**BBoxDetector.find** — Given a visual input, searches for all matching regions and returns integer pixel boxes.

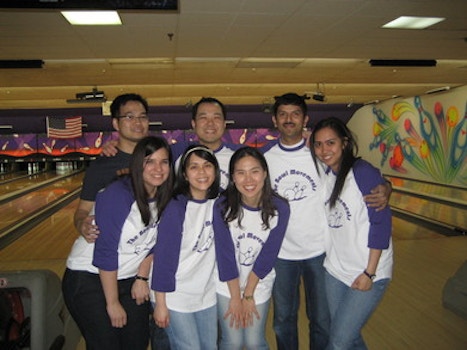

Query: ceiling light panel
[62,11,122,25]
[382,16,445,29]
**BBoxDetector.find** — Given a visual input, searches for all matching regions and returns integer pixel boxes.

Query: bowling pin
[239,129,247,144]
[95,132,103,148]
[43,143,52,154]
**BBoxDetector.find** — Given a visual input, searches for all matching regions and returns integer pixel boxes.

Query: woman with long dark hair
[214,146,290,349]
[64,136,174,349]
[310,117,393,350]
[152,145,220,350]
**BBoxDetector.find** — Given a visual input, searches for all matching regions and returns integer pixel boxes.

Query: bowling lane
[387,176,467,205]
[0,199,79,278]
[391,215,450,240]
[0,171,66,197]
[0,171,27,183]
[0,172,84,232]
[390,192,466,230]
[386,175,466,232]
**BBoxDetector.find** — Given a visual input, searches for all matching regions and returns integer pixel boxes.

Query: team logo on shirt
[235,231,265,266]
[239,246,257,266]
[192,220,214,253]
[273,169,317,202]
[326,198,351,228]
[128,221,158,254]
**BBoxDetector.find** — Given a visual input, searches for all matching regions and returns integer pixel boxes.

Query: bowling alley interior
[0,1,466,349]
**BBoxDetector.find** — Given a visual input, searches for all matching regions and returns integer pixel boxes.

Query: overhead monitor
[0,0,178,11]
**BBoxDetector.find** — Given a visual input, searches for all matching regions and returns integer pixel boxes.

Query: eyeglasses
[117,114,149,122]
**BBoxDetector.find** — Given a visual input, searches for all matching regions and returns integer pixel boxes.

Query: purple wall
[0,104,361,134]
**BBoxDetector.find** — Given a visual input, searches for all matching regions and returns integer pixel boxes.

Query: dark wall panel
[0,104,361,134]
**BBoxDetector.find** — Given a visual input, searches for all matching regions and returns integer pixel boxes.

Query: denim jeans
[325,271,390,350]
[217,294,270,350]
[165,304,217,350]
[272,254,330,350]
[62,268,149,350]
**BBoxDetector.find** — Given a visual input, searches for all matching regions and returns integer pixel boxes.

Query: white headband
[181,146,214,165]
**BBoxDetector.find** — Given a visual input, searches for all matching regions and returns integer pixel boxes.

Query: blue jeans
[217,294,270,350]
[272,254,330,350]
[62,268,149,350]
[165,305,217,350]
[325,272,390,350]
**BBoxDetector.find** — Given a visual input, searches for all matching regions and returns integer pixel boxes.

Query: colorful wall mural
[348,85,466,188]
[0,128,281,160]
[0,132,114,159]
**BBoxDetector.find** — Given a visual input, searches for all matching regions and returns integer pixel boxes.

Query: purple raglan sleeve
[252,197,290,279]
[353,160,392,249]
[151,196,186,292]
[93,180,133,271]
[259,140,278,155]
[213,197,239,282]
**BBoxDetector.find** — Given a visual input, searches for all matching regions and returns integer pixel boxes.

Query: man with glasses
[73,93,150,243]
[104,96,238,190]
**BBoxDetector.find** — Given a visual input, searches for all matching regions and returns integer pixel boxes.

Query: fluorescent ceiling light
[175,57,239,63]
[109,58,174,69]
[237,58,303,68]
[62,11,122,25]
[382,16,445,29]
[108,58,174,64]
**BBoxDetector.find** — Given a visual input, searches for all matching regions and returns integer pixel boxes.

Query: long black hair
[175,144,220,199]
[130,136,174,225]
[222,146,283,229]
[310,117,359,208]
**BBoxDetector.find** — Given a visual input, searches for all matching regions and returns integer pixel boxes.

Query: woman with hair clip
[80,136,173,349]
[310,117,393,350]
[151,145,220,350]
[214,146,290,350]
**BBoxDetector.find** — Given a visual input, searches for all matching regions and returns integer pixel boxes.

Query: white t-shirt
[263,139,327,260]
[152,195,217,312]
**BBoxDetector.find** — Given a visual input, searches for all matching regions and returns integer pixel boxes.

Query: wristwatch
[363,270,376,280]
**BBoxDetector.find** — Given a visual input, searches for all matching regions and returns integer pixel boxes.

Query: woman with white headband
[151,145,221,350]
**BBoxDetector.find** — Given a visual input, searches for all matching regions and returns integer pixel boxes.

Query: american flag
[46,116,82,139]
